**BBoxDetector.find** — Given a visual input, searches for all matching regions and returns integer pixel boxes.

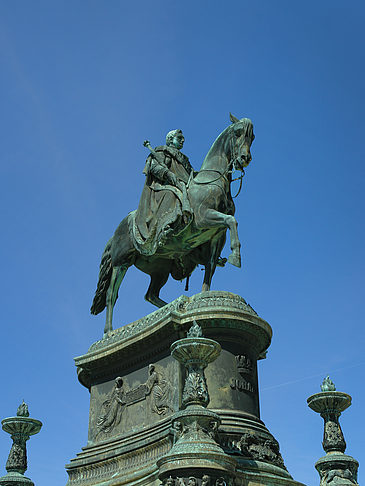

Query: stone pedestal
[66,291,305,486]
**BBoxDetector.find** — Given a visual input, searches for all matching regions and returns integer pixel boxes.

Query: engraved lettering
[230,377,254,393]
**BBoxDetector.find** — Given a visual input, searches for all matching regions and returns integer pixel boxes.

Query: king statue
[132,129,194,256]
[91,114,255,334]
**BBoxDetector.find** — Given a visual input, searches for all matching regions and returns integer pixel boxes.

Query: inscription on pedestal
[230,378,254,393]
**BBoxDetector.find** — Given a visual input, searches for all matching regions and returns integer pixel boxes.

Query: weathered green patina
[157,323,235,484]
[0,403,42,486]
[68,118,309,486]
[68,291,305,486]
[91,115,255,334]
[308,378,359,485]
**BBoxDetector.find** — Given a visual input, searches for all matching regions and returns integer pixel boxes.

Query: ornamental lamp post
[307,377,359,485]
[0,402,42,486]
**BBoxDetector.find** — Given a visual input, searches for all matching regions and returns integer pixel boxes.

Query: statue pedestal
[66,291,305,486]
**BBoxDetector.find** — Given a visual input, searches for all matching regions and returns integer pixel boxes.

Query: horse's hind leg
[145,271,169,308]
[202,235,225,291]
[202,259,214,292]
[105,265,128,335]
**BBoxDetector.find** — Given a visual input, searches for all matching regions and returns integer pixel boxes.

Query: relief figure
[146,364,173,415]
[96,377,126,435]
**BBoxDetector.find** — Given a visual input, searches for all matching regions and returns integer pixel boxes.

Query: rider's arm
[149,157,178,186]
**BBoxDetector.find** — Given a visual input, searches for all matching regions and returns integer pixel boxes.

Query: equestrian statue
[91,114,255,334]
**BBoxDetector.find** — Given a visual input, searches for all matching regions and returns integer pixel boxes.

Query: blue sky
[0,1,364,485]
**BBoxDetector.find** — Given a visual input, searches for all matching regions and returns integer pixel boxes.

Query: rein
[192,166,244,198]
[193,157,245,198]
[231,170,244,198]
[193,167,231,184]
[192,126,246,198]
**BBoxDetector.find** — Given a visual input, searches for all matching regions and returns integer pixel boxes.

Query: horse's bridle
[194,166,245,197]
[192,128,247,198]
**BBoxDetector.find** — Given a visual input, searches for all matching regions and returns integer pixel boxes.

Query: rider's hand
[166,172,178,186]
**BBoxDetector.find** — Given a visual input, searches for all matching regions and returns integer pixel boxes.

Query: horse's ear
[230,113,240,123]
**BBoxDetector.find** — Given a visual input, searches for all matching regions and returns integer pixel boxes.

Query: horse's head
[229,113,255,171]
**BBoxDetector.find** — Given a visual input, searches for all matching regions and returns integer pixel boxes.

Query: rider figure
[132,129,194,256]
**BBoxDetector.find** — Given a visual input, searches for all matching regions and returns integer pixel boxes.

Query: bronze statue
[91,114,254,334]
[134,129,194,256]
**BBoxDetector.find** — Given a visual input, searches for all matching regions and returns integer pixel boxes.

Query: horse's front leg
[145,271,169,308]
[203,209,241,268]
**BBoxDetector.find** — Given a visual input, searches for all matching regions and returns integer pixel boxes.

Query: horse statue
[91,114,255,334]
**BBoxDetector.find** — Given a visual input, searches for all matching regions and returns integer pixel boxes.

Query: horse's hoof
[228,253,241,268]
[145,294,168,308]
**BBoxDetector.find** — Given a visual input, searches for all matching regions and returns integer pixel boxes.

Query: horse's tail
[90,238,113,315]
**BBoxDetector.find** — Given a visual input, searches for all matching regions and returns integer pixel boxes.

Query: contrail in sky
[260,361,363,392]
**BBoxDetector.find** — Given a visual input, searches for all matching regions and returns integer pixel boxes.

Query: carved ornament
[88,292,259,354]
[162,474,230,486]
[97,364,173,436]
[235,354,253,374]
[320,467,357,485]
[238,431,286,470]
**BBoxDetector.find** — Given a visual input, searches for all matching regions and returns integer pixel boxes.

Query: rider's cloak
[130,145,193,256]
